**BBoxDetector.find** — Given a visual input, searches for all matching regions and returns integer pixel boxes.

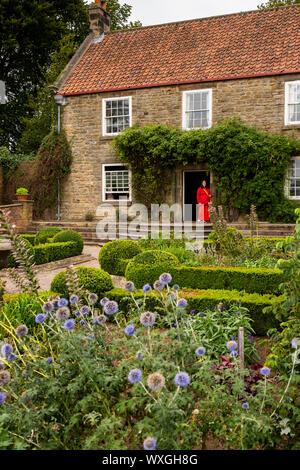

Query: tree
[258,0,300,9]
[105,0,142,30]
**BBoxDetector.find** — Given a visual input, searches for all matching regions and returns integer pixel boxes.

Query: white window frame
[102,163,132,202]
[182,89,213,130]
[102,96,132,136]
[285,156,300,200]
[284,81,300,126]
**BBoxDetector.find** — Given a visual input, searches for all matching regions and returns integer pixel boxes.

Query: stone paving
[0,245,126,295]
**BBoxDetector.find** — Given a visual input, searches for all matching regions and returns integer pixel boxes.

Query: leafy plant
[16,188,28,195]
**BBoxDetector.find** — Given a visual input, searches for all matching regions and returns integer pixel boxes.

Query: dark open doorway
[183,171,210,221]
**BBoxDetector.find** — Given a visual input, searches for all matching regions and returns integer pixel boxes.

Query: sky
[127,0,262,26]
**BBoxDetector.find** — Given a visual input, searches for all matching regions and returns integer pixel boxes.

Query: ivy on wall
[113,118,299,223]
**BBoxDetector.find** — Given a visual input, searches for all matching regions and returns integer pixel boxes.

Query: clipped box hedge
[34,241,80,265]
[105,287,282,335]
[99,240,142,276]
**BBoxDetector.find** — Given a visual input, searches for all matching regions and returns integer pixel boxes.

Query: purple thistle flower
[236,311,241,315]
[196,347,206,357]
[125,281,135,292]
[172,284,180,291]
[226,341,238,352]
[88,293,98,304]
[93,315,107,325]
[104,301,118,316]
[260,366,271,377]
[0,393,6,405]
[128,369,142,384]
[42,302,54,313]
[87,334,95,340]
[7,353,17,363]
[291,338,298,349]
[35,313,46,324]
[58,298,68,307]
[140,311,156,327]
[153,280,164,291]
[74,311,81,317]
[100,297,109,306]
[56,307,70,321]
[242,402,249,409]
[136,352,143,360]
[177,298,187,308]
[230,351,238,358]
[143,437,157,451]
[15,325,28,337]
[124,325,135,336]
[174,372,190,387]
[1,344,13,357]
[70,294,79,305]
[142,284,152,294]
[46,357,53,364]
[159,273,172,285]
[80,305,91,315]
[63,319,76,331]
[200,313,206,317]
[79,320,86,327]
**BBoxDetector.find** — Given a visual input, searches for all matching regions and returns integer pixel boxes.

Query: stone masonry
[60,73,300,220]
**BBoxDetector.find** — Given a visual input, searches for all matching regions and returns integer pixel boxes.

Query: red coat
[197,187,212,205]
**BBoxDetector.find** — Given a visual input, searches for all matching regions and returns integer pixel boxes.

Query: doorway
[183,171,210,221]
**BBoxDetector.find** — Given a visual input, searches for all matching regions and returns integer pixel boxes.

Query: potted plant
[16,187,29,201]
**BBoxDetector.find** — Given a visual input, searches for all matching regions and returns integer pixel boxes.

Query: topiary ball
[99,240,142,276]
[125,250,180,289]
[50,267,113,299]
[35,227,63,245]
[52,230,84,255]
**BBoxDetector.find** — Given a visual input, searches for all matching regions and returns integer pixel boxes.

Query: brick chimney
[89,0,111,38]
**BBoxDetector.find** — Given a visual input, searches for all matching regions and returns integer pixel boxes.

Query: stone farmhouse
[55,0,300,222]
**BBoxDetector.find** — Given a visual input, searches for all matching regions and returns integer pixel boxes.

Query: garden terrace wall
[0,201,33,233]
[106,287,282,336]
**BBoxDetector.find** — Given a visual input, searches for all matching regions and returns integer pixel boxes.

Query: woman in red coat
[197,180,213,222]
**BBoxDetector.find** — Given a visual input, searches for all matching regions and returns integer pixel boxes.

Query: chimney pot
[89,1,110,37]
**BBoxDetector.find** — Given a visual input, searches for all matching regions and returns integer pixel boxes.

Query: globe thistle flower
[94,315,107,325]
[79,320,86,327]
[42,302,54,313]
[174,372,190,387]
[7,354,17,363]
[172,284,180,291]
[104,301,118,316]
[140,311,156,327]
[236,311,241,315]
[58,298,68,307]
[260,366,271,377]
[15,324,28,338]
[176,298,187,308]
[124,325,135,336]
[142,284,152,294]
[74,311,81,317]
[100,297,109,306]
[128,369,142,384]
[168,292,176,301]
[291,338,298,349]
[136,352,143,360]
[143,437,157,450]
[56,307,70,321]
[63,319,76,331]
[0,393,6,405]
[70,294,79,305]
[159,273,172,285]
[35,313,46,324]
[196,347,206,357]
[87,334,95,340]
[125,281,135,292]
[46,357,53,364]
[0,370,11,386]
[200,313,206,317]
[230,351,238,358]
[52,299,59,310]
[147,373,165,391]
[80,305,91,315]
[153,280,164,291]
[226,340,238,352]
[1,344,13,357]
[88,293,98,304]
[242,402,249,409]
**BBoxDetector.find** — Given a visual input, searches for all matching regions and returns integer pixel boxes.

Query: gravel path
[0,245,126,295]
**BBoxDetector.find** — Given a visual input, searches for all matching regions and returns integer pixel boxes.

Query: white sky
[127,0,261,26]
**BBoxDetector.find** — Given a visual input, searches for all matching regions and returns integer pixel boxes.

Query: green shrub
[125,250,180,288]
[50,267,113,299]
[52,230,84,255]
[34,241,79,265]
[35,227,63,245]
[7,237,35,268]
[168,265,284,295]
[20,234,36,246]
[99,240,142,276]
[138,232,186,250]
[106,287,282,335]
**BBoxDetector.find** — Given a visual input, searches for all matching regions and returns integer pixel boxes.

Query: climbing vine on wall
[112,118,299,222]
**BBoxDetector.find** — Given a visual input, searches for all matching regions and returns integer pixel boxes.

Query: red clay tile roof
[58,5,300,96]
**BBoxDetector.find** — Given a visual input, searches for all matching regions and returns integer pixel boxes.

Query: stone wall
[0,201,34,233]
[61,73,300,220]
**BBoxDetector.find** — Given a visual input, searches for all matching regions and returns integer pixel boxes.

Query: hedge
[167,266,284,295]
[52,230,83,255]
[125,250,180,288]
[35,227,63,245]
[99,240,142,276]
[20,234,36,246]
[105,287,283,335]
[50,267,114,299]
[34,241,80,265]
